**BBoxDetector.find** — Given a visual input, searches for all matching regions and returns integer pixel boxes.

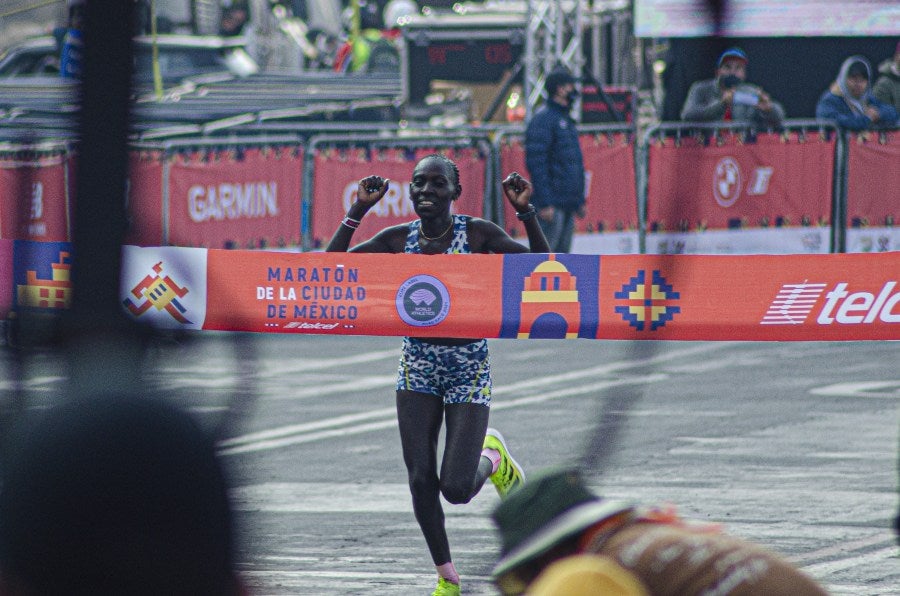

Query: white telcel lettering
[817,282,899,324]
[874,284,900,323]
[816,283,847,324]
[835,292,873,324]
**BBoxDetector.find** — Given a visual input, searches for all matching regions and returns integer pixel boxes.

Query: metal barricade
[492,122,639,254]
[0,138,73,242]
[842,127,900,253]
[638,119,842,254]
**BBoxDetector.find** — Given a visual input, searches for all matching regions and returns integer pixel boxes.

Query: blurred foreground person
[0,394,245,596]
[491,468,829,596]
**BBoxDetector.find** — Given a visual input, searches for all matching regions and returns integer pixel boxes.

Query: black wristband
[516,205,537,221]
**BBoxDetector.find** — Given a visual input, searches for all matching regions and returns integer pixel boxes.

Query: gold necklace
[419,219,453,241]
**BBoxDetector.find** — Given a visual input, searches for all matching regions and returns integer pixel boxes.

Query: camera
[732,89,760,107]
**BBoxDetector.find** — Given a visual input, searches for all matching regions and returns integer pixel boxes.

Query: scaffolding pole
[524,0,586,122]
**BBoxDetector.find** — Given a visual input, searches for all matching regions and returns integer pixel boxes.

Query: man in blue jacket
[816,55,899,131]
[525,66,585,253]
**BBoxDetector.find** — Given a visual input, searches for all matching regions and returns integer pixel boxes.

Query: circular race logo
[396,275,451,327]
[713,157,742,208]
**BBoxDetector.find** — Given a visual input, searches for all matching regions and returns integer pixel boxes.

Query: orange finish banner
[204,251,505,338]
[198,250,900,341]
[4,243,898,341]
[597,254,898,341]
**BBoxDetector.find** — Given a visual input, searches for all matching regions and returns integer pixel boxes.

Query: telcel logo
[817,282,899,324]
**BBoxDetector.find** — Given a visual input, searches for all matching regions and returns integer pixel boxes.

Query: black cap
[545,67,576,96]
[491,467,633,579]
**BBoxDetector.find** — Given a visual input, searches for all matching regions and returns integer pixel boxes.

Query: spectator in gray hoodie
[816,55,899,131]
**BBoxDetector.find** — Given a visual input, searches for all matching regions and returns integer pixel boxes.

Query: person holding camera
[681,48,785,127]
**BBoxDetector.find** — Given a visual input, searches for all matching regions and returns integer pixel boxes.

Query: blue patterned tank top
[404,214,471,254]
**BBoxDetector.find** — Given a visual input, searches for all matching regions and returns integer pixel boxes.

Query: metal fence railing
[1,121,897,254]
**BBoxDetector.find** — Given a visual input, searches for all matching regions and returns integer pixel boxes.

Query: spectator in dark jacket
[681,47,785,127]
[525,66,585,253]
[873,41,900,115]
[816,55,899,131]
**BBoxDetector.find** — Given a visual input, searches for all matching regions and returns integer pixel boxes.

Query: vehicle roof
[1,34,248,57]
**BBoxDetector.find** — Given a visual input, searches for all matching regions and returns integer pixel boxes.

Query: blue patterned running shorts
[396,337,492,406]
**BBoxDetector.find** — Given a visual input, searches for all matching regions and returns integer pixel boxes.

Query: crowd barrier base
[845,228,900,254]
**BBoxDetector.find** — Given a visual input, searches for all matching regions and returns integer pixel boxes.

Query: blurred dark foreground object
[0,394,243,596]
[491,468,829,596]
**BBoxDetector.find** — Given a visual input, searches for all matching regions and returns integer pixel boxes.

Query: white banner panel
[645,227,831,254]
[120,245,208,330]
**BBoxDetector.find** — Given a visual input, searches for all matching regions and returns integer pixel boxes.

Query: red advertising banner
[124,150,164,246]
[309,146,486,249]
[0,153,69,241]
[846,131,900,226]
[499,134,638,240]
[0,239,11,318]
[647,132,834,230]
[497,139,527,237]
[167,146,303,249]
[203,250,505,337]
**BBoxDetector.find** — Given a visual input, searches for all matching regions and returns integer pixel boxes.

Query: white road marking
[790,533,896,564]
[220,375,669,456]
[219,343,725,456]
[219,419,400,456]
[0,375,67,390]
[219,408,395,448]
[257,349,400,375]
[799,547,898,575]
[810,381,900,399]
[240,570,492,581]
[231,482,496,514]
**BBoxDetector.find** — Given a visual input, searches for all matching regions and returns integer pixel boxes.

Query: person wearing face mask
[816,55,899,131]
[681,47,785,127]
[524,66,586,253]
[326,156,549,596]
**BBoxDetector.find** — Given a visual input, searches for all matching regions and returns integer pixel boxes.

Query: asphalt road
[2,334,898,594]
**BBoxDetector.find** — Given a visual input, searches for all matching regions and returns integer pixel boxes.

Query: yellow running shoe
[483,428,525,499]
[432,577,460,596]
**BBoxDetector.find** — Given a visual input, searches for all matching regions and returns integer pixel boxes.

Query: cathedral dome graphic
[517,255,580,339]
